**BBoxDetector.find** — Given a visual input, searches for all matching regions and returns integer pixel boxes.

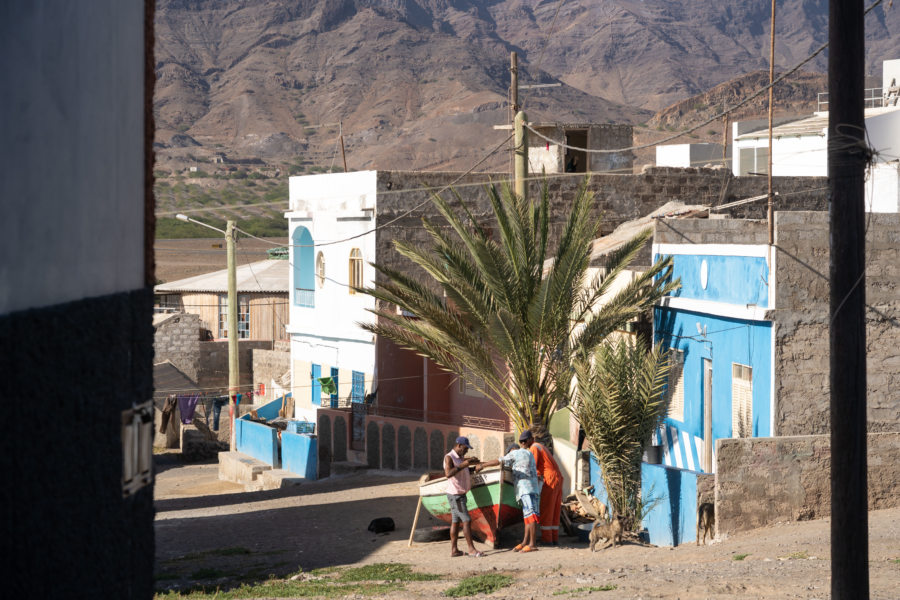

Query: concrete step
[347,449,367,464]
[256,469,305,491]
[331,461,369,475]
[218,451,272,485]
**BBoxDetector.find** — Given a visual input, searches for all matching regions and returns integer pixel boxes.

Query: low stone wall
[715,433,900,536]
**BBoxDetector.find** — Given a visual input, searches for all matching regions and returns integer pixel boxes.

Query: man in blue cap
[444,436,484,557]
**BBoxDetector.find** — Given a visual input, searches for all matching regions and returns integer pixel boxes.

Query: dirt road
[154,455,900,598]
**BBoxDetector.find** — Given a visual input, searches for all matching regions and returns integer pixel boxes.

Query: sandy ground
[154,238,287,283]
[154,454,900,599]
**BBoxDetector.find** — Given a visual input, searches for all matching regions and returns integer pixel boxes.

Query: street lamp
[176,214,239,451]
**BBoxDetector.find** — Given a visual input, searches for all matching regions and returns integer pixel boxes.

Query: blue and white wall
[286,171,377,421]
[653,243,775,473]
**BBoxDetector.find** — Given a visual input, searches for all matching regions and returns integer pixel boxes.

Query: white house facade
[286,171,378,421]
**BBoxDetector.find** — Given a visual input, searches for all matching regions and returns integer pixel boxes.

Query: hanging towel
[178,394,200,425]
[318,376,337,396]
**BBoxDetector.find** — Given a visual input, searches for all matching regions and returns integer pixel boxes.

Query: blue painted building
[653,242,775,473]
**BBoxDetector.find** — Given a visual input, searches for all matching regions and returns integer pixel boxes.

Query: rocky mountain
[153,0,899,173]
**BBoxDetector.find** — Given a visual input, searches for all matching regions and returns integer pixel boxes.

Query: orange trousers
[538,481,563,543]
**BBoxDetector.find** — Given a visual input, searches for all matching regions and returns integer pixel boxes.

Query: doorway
[702,358,713,472]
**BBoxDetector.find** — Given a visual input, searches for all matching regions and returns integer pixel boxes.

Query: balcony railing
[817,88,885,112]
[294,288,314,308]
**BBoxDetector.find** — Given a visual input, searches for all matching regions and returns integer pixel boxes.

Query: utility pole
[510,51,519,176]
[176,214,242,451]
[829,0,868,596]
[514,111,527,200]
[339,121,348,172]
[766,0,776,245]
[226,220,239,451]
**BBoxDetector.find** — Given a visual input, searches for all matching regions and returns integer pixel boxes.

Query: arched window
[316,251,325,288]
[348,248,363,294]
[292,226,314,307]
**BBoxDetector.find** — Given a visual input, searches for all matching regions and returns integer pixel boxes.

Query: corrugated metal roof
[154,259,289,294]
[736,114,828,140]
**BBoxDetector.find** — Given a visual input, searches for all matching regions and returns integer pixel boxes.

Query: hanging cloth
[178,394,200,425]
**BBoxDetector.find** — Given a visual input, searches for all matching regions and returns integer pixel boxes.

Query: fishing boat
[418,466,521,549]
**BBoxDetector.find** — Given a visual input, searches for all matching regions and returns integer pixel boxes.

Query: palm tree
[359,178,677,435]
[571,338,671,526]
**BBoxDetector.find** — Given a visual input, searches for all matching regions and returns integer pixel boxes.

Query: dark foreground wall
[0,291,156,597]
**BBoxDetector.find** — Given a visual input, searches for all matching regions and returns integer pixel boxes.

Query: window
[292,226,314,307]
[666,349,685,421]
[351,371,365,403]
[459,365,486,398]
[738,147,769,176]
[311,364,321,406]
[732,363,753,437]
[218,294,250,339]
[330,367,339,408]
[316,251,325,289]
[349,248,363,294]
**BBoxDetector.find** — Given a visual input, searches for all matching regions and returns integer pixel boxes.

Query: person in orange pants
[520,429,563,545]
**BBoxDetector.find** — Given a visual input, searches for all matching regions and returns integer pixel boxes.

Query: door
[702,358,713,472]
[311,364,321,406]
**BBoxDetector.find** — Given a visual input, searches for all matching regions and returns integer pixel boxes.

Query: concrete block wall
[153,313,201,381]
[715,433,900,536]
[198,340,273,391]
[774,211,900,435]
[252,347,290,403]
[376,169,828,291]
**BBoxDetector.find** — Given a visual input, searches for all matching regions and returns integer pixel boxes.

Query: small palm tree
[360,179,677,434]
[571,338,671,526]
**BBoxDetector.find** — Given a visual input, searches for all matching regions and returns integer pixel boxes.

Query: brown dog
[589,514,623,551]
[696,502,715,545]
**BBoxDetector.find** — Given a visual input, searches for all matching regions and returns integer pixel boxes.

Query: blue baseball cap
[518,430,534,442]
[455,436,472,449]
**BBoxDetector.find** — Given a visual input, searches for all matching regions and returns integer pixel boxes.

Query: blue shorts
[447,494,471,523]
[520,493,540,521]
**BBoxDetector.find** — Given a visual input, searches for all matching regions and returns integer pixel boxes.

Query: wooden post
[408,496,423,547]
[829,0,868,597]
[510,52,519,176]
[339,121,348,172]
[766,0,776,245]
[226,220,239,451]
[514,111,527,201]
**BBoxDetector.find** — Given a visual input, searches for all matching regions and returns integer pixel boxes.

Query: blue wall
[667,254,769,307]
[282,433,318,480]
[655,307,771,472]
[235,418,279,467]
[589,456,699,546]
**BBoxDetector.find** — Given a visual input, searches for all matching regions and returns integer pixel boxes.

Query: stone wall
[198,340,273,392]
[153,313,201,381]
[774,211,900,435]
[252,347,291,404]
[376,169,828,289]
[715,433,900,536]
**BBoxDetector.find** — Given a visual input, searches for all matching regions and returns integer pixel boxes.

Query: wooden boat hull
[419,467,521,549]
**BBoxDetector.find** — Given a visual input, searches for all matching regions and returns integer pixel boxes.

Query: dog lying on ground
[589,514,623,551]
[696,502,714,545]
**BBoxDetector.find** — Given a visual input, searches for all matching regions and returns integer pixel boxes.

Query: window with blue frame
[351,371,364,403]
[311,363,321,406]
[330,367,339,408]
[292,226,315,307]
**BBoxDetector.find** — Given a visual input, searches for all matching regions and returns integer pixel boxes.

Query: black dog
[368,517,395,534]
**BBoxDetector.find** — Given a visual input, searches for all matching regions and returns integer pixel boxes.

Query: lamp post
[176,214,239,451]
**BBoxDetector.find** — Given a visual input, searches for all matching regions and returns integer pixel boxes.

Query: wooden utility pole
[829,0,868,597]
[510,52,519,176]
[339,121,348,172]
[227,220,239,451]
[514,111,527,200]
[766,0,776,245]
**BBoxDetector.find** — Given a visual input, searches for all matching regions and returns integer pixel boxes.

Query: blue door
[311,363,321,406]
[351,370,364,403]
[330,367,339,408]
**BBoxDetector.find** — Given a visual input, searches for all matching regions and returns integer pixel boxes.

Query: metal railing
[294,288,314,308]
[817,88,885,112]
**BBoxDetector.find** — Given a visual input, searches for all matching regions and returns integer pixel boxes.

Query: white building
[285,171,378,421]
[655,143,726,168]
[732,59,900,212]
